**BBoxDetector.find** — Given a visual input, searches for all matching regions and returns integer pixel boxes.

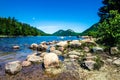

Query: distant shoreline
[0,35,80,38]
[0,35,11,38]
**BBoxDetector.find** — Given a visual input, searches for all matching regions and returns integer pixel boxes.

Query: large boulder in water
[5,61,22,74]
[43,53,59,69]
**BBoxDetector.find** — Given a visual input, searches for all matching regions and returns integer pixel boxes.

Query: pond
[0,36,81,64]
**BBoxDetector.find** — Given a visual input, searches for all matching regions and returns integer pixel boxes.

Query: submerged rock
[12,45,20,49]
[5,61,22,74]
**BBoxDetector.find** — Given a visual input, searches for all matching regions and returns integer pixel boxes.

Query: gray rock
[51,50,62,55]
[5,61,22,74]
[29,43,38,49]
[69,40,81,48]
[22,61,31,67]
[27,54,43,63]
[84,47,90,52]
[86,56,96,61]
[111,47,119,55]
[37,44,48,51]
[84,60,96,70]
[44,53,59,69]
[69,55,79,59]
[113,58,120,66]
[40,52,47,57]
[86,53,96,61]
[49,46,56,52]
[56,41,68,47]
[58,46,64,52]
[106,59,113,63]
[92,47,103,53]
[68,51,81,56]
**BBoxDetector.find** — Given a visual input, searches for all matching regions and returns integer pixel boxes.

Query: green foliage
[97,0,120,54]
[81,23,99,37]
[94,56,104,70]
[97,10,120,47]
[52,29,80,36]
[0,17,47,36]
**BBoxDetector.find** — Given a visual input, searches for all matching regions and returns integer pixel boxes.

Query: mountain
[0,17,47,36]
[81,23,99,37]
[52,29,79,36]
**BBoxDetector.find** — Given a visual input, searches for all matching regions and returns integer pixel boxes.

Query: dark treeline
[0,17,46,36]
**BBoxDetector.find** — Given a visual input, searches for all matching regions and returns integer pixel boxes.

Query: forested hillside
[52,29,80,36]
[81,23,99,37]
[0,17,47,36]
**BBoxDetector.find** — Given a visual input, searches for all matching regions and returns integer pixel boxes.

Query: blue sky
[0,0,102,34]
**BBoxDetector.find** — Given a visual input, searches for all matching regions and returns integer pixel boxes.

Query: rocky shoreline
[0,37,120,80]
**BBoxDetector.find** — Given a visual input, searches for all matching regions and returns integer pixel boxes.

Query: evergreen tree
[0,17,47,36]
[98,0,120,22]
[97,0,120,54]
[98,10,120,47]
